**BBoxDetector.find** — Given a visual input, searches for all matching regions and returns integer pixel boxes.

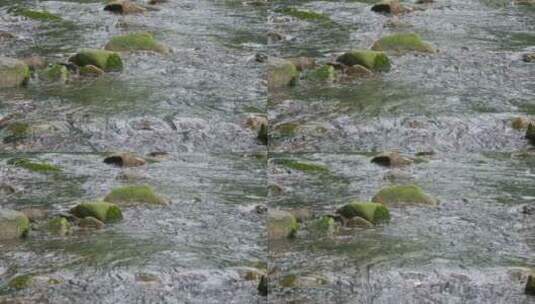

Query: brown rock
[104,0,146,14]
[103,153,146,168]
[19,208,48,222]
[22,56,46,70]
[371,151,413,167]
[287,57,316,71]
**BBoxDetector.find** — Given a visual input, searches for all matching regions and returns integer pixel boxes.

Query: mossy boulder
[104,185,167,205]
[372,184,437,206]
[105,32,169,54]
[371,0,406,15]
[304,65,336,82]
[79,64,105,77]
[104,0,146,14]
[8,274,33,290]
[308,216,338,235]
[268,58,299,89]
[103,153,146,168]
[371,33,435,53]
[69,49,123,72]
[0,57,30,88]
[3,121,30,143]
[336,50,391,72]
[70,202,123,223]
[268,210,299,240]
[337,202,390,224]
[0,209,30,240]
[526,124,535,145]
[46,217,71,236]
[38,64,69,83]
[7,158,61,173]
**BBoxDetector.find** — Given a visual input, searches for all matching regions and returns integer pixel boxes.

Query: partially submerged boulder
[512,117,533,130]
[268,58,299,89]
[69,49,123,72]
[103,153,146,168]
[372,184,437,206]
[70,202,123,223]
[336,50,391,72]
[104,0,146,14]
[371,0,406,15]
[371,33,435,53]
[371,151,413,167]
[268,210,299,240]
[104,185,168,205]
[0,57,30,88]
[0,209,30,240]
[337,202,390,224]
[105,32,170,54]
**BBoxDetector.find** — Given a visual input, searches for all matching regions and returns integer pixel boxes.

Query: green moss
[69,49,123,72]
[13,8,62,21]
[336,50,391,72]
[304,65,336,82]
[268,58,299,89]
[371,33,435,53]
[3,122,29,143]
[104,185,167,205]
[277,7,331,22]
[38,64,69,83]
[8,274,33,290]
[268,210,299,239]
[70,201,123,223]
[280,274,298,288]
[273,123,298,137]
[105,32,169,54]
[46,217,71,236]
[7,158,61,173]
[308,216,337,235]
[275,159,329,174]
[337,202,390,224]
[372,184,437,206]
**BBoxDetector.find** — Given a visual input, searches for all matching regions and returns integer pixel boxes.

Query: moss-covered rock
[78,216,105,229]
[371,0,406,15]
[304,65,336,82]
[337,202,390,224]
[308,216,338,235]
[0,57,30,88]
[275,159,329,174]
[3,121,30,143]
[69,49,123,72]
[277,7,331,22]
[371,33,435,53]
[371,151,413,167]
[105,32,169,54]
[46,217,71,236]
[104,185,167,205]
[526,124,535,145]
[103,153,146,168]
[268,210,299,240]
[8,274,33,290]
[336,50,391,72]
[7,158,61,173]
[0,209,30,240]
[79,64,105,77]
[268,58,299,89]
[104,0,146,14]
[13,8,62,21]
[70,202,123,223]
[38,64,69,83]
[372,184,437,206]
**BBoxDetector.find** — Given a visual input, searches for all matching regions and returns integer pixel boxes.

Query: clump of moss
[104,185,167,205]
[304,65,336,82]
[3,122,29,143]
[105,32,169,54]
[277,7,331,22]
[372,184,437,206]
[275,159,329,174]
[337,50,391,72]
[7,158,61,173]
[337,201,390,224]
[8,274,33,290]
[12,8,62,21]
[268,210,299,239]
[70,201,123,223]
[371,33,435,53]
[38,64,69,83]
[69,48,123,72]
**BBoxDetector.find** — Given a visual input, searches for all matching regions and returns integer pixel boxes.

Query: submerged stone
[275,159,329,174]
[46,217,71,236]
[287,57,316,71]
[38,64,69,83]
[268,209,299,240]
[7,158,61,173]
[524,53,535,63]
[245,115,268,145]
[308,216,338,235]
[277,7,331,22]
[0,209,30,240]
[267,58,299,89]
[104,0,146,14]
[105,32,170,54]
[79,64,105,77]
[337,202,390,224]
[371,151,413,167]
[78,216,105,229]
[104,185,168,205]
[372,184,437,206]
[336,50,391,72]
[8,274,33,290]
[3,121,30,143]
[371,0,406,15]
[69,49,123,72]
[103,153,147,168]
[371,33,435,53]
[0,57,30,88]
[304,65,336,82]
[70,202,123,223]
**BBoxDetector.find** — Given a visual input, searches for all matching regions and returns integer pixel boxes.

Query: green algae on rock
[78,216,105,229]
[372,184,437,206]
[38,64,69,83]
[70,202,123,223]
[337,202,390,224]
[275,159,329,174]
[104,185,168,205]
[8,274,33,290]
[277,7,331,23]
[308,216,338,235]
[105,32,170,54]
[0,209,30,240]
[267,58,299,89]
[268,209,299,240]
[304,65,336,82]
[7,158,61,173]
[336,50,391,72]
[79,64,105,77]
[12,8,62,21]
[69,49,123,72]
[371,33,435,53]
[46,217,71,236]
[0,57,30,88]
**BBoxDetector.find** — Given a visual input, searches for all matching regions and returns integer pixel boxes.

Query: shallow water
[1,0,535,303]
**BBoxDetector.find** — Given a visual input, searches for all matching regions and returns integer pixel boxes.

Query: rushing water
[1,0,535,303]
